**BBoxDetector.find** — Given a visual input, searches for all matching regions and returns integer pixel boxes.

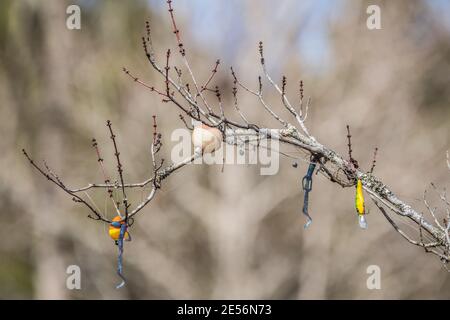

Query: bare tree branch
[23,119,200,225]
[119,1,450,267]
[24,0,450,272]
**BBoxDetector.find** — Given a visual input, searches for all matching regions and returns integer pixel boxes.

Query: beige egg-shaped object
[192,124,223,154]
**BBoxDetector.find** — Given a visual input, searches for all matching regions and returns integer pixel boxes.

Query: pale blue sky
[147,0,343,72]
[74,1,450,74]
[146,0,450,74]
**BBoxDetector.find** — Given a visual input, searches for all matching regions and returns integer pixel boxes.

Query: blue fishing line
[301,156,318,229]
[115,223,127,289]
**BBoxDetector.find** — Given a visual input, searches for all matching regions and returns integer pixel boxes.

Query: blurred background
[1,0,449,299]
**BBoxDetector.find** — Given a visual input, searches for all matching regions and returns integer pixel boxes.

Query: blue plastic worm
[115,223,127,289]
[301,157,318,228]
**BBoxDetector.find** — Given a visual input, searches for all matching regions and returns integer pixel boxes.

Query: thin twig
[23,149,110,223]
[106,120,129,219]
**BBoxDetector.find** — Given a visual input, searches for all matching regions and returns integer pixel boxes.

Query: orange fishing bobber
[108,216,130,242]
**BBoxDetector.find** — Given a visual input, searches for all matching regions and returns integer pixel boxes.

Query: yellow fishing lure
[355,179,368,229]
